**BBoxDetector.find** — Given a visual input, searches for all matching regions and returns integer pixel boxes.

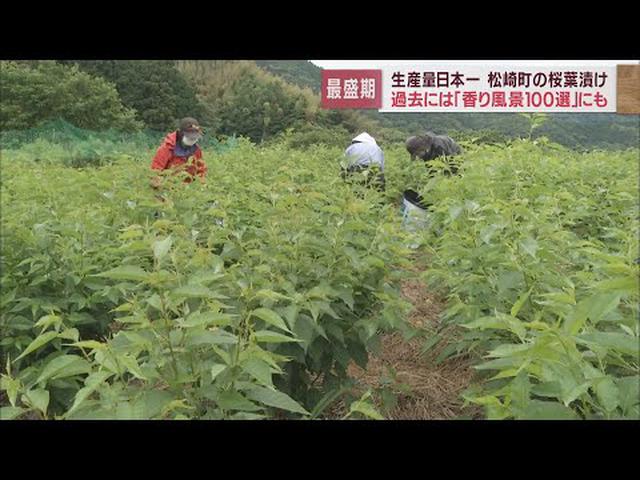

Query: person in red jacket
[151,117,207,188]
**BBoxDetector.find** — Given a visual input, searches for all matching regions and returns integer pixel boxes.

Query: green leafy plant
[413,139,639,419]
[1,138,413,419]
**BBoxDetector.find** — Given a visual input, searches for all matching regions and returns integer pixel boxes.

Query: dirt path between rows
[330,264,482,420]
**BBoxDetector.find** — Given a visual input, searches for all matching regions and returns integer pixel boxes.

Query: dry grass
[327,267,481,420]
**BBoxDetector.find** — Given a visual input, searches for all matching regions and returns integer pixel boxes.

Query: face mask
[182,135,199,147]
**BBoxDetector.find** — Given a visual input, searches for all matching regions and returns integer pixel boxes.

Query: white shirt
[344,142,385,172]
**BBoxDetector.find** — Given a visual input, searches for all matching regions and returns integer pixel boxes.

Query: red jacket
[151,131,207,181]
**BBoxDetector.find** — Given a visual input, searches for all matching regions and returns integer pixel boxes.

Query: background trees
[0,61,141,131]
[64,60,205,131]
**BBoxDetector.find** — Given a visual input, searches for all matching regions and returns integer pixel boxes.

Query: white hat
[352,132,377,145]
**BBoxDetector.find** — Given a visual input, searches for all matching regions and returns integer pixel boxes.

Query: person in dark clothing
[405,132,462,175]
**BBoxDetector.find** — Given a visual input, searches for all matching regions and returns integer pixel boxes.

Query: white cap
[352,132,377,145]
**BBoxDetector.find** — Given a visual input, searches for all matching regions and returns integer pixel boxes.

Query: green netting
[0,118,238,153]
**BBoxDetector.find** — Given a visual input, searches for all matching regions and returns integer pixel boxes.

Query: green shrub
[414,140,639,419]
[0,61,141,131]
[0,140,413,419]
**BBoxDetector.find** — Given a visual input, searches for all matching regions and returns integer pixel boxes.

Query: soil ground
[327,262,482,420]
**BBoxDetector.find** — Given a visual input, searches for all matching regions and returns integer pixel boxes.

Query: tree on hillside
[0,61,141,131]
[175,60,390,142]
[215,73,309,142]
[255,60,322,93]
[64,60,206,131]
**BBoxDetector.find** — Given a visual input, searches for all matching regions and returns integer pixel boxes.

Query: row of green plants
[411,140,639,419]
[0,140,416,419]
[2,134,637,420]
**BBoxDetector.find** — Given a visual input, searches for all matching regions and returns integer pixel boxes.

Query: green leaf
[519,237,538,259]
[35,355,91,385]
[530,381,563,399]
[212,346,232,365]
[152,235,173,261]
[250,308,291,333]
[538,291,575,305]
[449,205,463,221]
[242,358,274,387]
[307,301,321,322]
[475,357,524,371]
[58,328,80,342]
[616,376,640,414]
[511,287,533,318]
[14,331,59,361]
[1,375,21,407]
[565,293,621,335]
[349,400,384,420]
[134,391,175,419]
[347,339,368,370]
[120,355,148,381]
[96,266,150,282]
[489,368,521,380]
[576,332,638,356]
[335,288,354,310]
[496,271,525,292]
[210,364,227,382]
[245,386,309,415]
[160,399,195,418]
[25,388,49,416]
[592,276,639,294]
[254,289,293,302]
[563,382,592,407]
[254,330,301,344]
[292,314,315,352]
[216,390,261,412]
[520,400,578,420]
[34,314,62,332]
[145,294,162,311]
[114,401,142,420]
[509,371,531,415]
[564,305,589,336]
[486,343,532,358]
[172,285,228,300]
[0,406,26,420]
[326,323,346,346]
[65,371,113,418]
[479,224,499,244]
[539,361,583,402]
[594,377,620,413]
[179,311,232,329]
[310,387,348,419]
[188,272,225,286]
[185,329,238,347]
[466,394,503,407]
[435,342,462,364]
[464,314,526,341]
[280,304,300,330]
[65,340,107,351]
[585,293,622,323]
